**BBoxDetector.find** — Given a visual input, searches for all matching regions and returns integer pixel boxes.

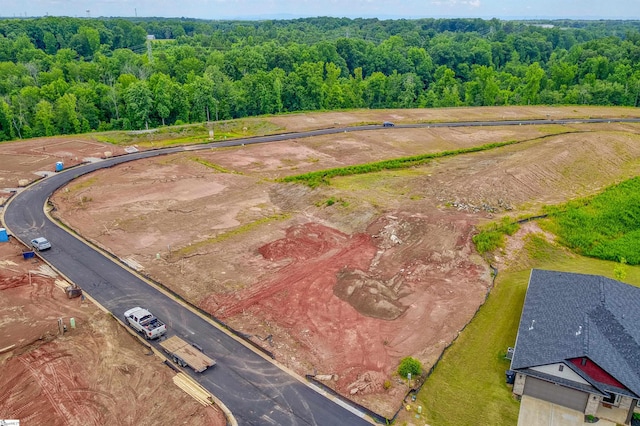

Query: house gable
[530,362,590,385]
[569,357,626,389]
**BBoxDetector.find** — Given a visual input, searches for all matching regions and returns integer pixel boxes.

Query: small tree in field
[398,356,422,378]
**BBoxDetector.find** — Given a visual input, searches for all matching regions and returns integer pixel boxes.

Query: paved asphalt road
[4,117,640,425]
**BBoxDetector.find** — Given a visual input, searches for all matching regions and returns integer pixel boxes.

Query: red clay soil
[199,212,490,412]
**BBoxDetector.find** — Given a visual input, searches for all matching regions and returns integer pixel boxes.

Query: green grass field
[541,177,640,265]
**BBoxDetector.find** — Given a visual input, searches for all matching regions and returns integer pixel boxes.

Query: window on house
[581,358,587,366]
[602,393,620,405]
[558,365,564,372]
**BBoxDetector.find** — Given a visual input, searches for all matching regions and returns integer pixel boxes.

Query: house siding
[620,396,633,411]
[569,357,626,389]
[530,363,590,384]
[585,394,599,416]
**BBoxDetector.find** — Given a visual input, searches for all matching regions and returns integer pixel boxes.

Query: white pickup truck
[124,307,167,340]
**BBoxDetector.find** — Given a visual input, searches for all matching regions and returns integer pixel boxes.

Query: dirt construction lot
[3,106,640,420]
[0,239,225,425]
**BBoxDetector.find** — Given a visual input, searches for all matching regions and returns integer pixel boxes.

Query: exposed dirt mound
[203,222,378,319]
[197,212,489,415]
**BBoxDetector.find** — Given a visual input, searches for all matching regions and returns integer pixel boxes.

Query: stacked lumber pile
[172,373,213,406]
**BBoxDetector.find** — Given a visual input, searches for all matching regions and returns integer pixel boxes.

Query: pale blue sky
[3,0,640,20]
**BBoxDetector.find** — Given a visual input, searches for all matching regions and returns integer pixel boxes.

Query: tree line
[2,16,640,141]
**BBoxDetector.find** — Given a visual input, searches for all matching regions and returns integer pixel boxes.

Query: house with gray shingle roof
[510,269,640,425]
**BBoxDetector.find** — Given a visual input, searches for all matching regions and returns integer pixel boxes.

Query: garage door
[523,377,589,412]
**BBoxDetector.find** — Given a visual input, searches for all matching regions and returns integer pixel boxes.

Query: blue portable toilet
[0,228,8,242]
[55,161,64,172]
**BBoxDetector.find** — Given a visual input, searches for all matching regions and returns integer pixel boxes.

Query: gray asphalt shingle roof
[510,269,640,397]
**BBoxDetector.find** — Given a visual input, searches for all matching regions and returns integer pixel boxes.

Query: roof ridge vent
[582,315,589,355]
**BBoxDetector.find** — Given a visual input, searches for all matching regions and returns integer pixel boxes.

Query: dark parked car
[382,121,395,127]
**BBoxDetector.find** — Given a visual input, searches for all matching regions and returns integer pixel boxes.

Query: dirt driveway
[4,106,640,418]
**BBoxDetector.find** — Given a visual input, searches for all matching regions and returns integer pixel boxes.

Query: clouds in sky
[431,0,481,8]
[2,0,639,19]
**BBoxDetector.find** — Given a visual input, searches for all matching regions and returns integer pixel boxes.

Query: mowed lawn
[416,234,640,426]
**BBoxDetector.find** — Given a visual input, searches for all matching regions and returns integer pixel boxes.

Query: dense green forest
[2,16,640,140]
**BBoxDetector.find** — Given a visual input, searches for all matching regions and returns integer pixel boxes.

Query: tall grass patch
[541,176,640,265]
[473,217,520,254]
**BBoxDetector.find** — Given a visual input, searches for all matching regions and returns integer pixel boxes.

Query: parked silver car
[31,237,51,251]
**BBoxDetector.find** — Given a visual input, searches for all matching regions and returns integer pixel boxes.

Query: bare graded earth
[4,106,640,418]
[0,239,225,425]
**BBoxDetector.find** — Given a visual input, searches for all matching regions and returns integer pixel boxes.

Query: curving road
[4,140,376,425]
[4,117,640,425]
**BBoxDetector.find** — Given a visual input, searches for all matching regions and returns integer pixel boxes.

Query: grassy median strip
[174,213,289,257]
[280,139,521,187]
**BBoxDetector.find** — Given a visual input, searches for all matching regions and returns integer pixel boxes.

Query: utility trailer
[160,335,216,373]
